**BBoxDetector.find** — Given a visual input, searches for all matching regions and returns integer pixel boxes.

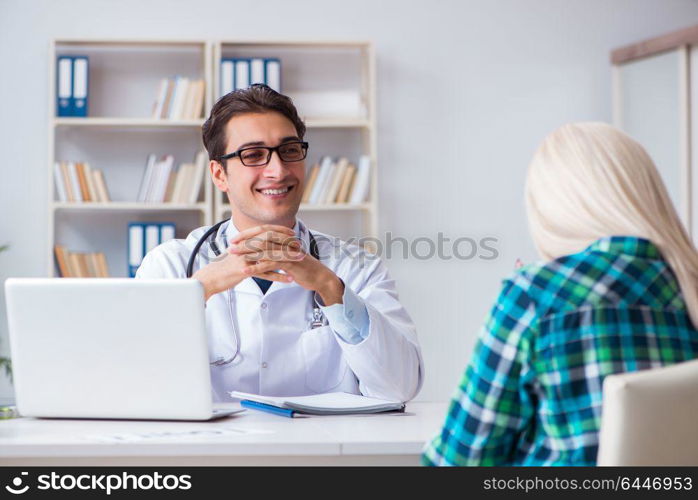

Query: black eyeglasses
[219,141,309,167]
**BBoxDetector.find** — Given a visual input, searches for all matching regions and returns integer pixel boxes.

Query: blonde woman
[423,122,698,466]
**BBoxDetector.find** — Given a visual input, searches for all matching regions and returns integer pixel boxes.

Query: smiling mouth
[257,186,294,197]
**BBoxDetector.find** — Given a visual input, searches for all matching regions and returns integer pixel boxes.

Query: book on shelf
[324,157,349,204]
[137,151,206,204]
[302,163,320,203]
[336,162,357,203]
[152,155,174,202]
[138,154,172,203]
[349,155,371,205]
[301,155,370,205]
[308,156,334,204]
[219,57,281,97]
[54,245,109,278]
[136,154,156,202]
[54,161,111,203]
[151,77,205,120]
[67,162,81,202]
[93,170,110,202]
[54,162,68,202]
[75,162,90,201]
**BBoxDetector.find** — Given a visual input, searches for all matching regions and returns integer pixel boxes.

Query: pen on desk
[240,400,297,418]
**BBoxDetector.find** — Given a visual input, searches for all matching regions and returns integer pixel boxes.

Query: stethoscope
[185,219,326,366]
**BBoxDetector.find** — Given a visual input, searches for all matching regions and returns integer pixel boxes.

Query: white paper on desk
[229,391,404,415]
[89,427,273,443]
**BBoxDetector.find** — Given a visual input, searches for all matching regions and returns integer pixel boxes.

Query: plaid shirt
[423,236,698,466]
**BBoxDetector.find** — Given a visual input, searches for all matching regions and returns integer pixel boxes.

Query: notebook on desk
[229,391,405,416]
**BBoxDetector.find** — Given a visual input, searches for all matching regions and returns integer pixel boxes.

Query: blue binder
[72,56,89,117]
[127,222,177,277]
[264,58,281,92]
[128,223,144,278]
[220,57,281,93]
[250,58,265,86]
[234,58,251,90]
[220,58,235,97]
[56,56,73,117]
[159,223,176,243]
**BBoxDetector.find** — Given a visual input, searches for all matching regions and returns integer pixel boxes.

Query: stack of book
[54,161,111,203]
[54,246,110,278]
[302,155,371,205]
[220,57,281,96]
[151,77,205,120]
[136,151,207,204]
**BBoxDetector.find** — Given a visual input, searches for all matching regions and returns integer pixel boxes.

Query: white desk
[0,402,447,466]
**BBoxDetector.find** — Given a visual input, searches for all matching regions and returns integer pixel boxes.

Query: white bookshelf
[48,39,378,278]
[48,39,214,278]
[212,41,378,241]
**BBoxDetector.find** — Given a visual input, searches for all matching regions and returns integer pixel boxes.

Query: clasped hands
[193,224,344,305]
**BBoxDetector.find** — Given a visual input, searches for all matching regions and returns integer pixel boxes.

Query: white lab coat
[136,219,423,402]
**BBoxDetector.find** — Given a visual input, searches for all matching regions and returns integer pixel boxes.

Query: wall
[1,0,698,400]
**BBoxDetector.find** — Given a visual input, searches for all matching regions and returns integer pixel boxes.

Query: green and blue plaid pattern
[423,236,698,466]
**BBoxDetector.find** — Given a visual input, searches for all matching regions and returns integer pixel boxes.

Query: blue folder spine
[72,56,89,117]
[56,56,73,117]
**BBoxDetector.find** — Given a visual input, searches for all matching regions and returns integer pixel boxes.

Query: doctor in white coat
[136,84,423,402]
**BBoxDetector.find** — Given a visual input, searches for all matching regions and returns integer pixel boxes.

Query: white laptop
[4,278,242,421]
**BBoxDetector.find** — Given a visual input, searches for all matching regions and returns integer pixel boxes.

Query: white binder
[265,58,281,92]
[56,56,73,116]
[234,59,250,90]
[72,57,88,117]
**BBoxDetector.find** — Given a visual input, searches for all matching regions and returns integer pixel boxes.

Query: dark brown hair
[202,84,306,166]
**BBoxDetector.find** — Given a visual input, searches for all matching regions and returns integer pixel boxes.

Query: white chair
[597,358,698,465]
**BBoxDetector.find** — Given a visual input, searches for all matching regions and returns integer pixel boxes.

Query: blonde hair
[526,122,698,326]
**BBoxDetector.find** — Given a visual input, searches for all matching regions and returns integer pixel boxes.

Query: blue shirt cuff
[317,284,369,345]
